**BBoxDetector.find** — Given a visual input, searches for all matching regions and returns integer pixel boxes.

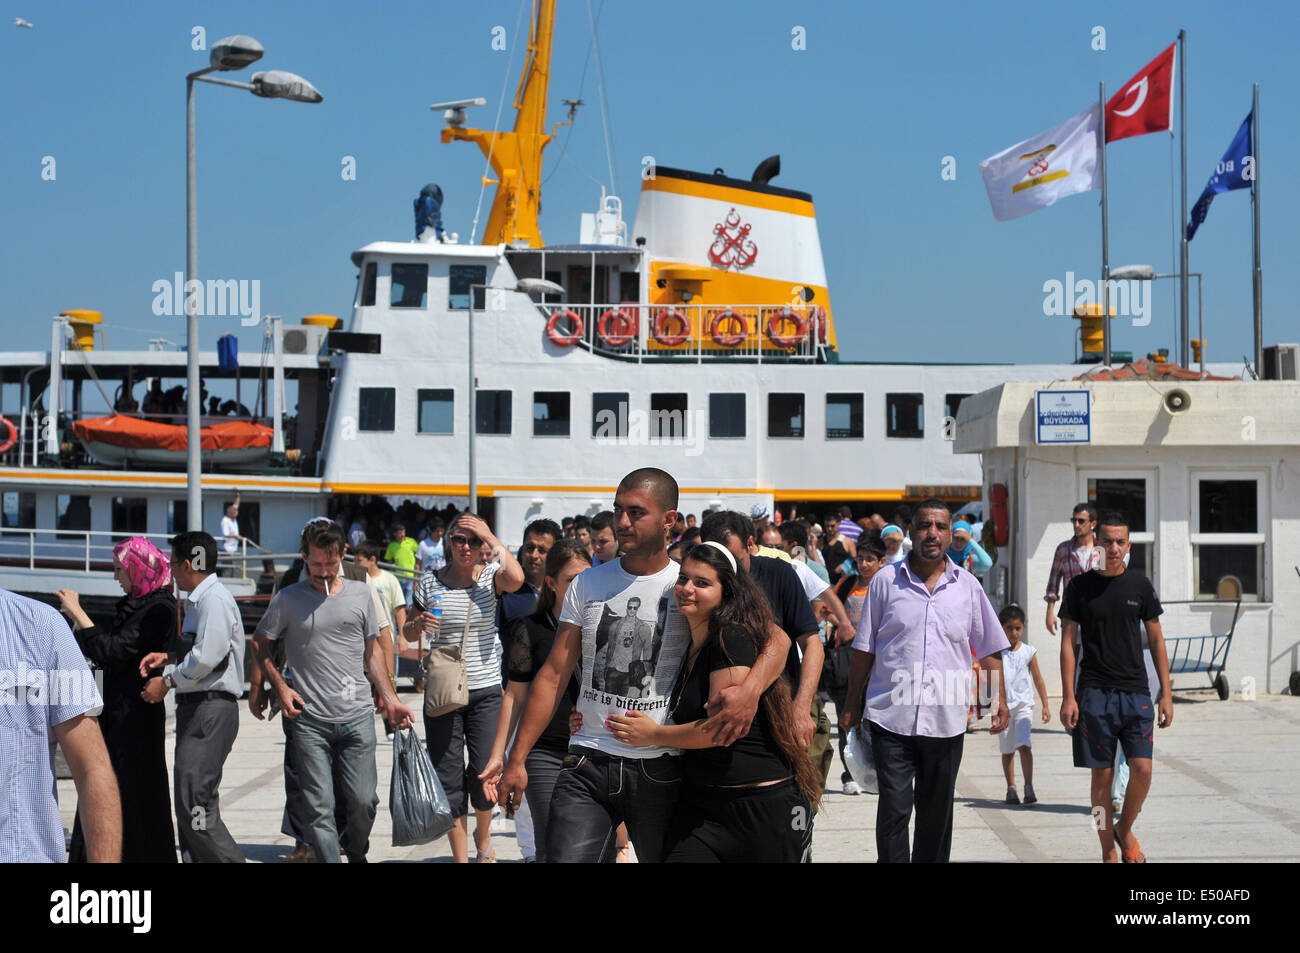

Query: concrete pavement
[59,686,1300,862]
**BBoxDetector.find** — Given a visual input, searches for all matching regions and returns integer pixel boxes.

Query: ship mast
[442,0,555,247]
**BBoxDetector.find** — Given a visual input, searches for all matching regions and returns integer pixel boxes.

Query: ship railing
[0,529,288,582]
[541,303,829,363]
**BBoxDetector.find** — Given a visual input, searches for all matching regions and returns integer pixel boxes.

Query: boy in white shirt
[997,604,1051,805]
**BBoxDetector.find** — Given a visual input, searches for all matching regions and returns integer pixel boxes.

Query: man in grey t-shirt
[254,520,412,863]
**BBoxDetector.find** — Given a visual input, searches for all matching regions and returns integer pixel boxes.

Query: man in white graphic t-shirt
[495,468,792,863]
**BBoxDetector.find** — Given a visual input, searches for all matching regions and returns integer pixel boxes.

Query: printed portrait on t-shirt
[592,595,661,698]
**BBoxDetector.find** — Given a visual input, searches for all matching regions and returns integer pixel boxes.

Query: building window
[533,392,570,436]
[886,393,924,438]
[593,392,629,438]
[476,390,512,435]
[56,495,91,538]
[826,393,863,439]
[359,261,377,307]
[1192,475,1264,601]
[359,387,396,432]
[417,388,454,434]
[1,491,35,534]
[390,263,428,309]
[709,393,745,439]
[768,393,804,438]
[1086,475,1155,580]
[449,264,487,310]
[944,393,971,420]
[650,393,688,441]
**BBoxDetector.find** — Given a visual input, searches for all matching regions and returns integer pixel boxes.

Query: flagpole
[1179,28,1189,367]
[1100,82,1111,367]
[1252,82,1263,372]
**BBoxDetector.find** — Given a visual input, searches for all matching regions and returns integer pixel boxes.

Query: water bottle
[424,593,442,642]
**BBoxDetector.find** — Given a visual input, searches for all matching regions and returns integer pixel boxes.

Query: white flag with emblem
[979,103,1101,222]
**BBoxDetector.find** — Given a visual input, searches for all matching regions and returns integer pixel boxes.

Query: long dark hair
[678,544,822,812]
[536,539,593,616]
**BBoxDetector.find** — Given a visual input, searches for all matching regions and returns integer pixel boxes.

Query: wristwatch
[164,673,177,690]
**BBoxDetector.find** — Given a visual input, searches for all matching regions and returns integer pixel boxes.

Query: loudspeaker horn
[1163,388,1192,414]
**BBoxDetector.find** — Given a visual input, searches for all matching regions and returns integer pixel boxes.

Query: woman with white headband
[606,540,820,862]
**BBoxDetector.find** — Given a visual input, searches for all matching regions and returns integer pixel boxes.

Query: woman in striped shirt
[407,512,524,862]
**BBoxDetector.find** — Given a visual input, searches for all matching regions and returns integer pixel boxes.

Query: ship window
[359,387,396,432]
[709,393,745,439]
[944,393,972,420]
[826,393,863,439]
[56,494,91,539]
[651,393,688,441]
[592,392,629,438]
[2,491,35,534]
[885,393,924,438]
[476,390,512,435]
[768,393,804,439]
[449,265,487,310]
[1192,475,1264,601]
[359,262,377,307]
[417,389,454,434]
[168,500,187,535]
[112,497,148,541]
[533,392,570,437]
[391,263,428,309]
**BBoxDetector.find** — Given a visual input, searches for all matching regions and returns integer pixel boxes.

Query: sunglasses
[450,534,482,548]
[1071,517,1092,524]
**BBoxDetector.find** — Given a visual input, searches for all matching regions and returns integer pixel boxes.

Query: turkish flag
[1105,43,1176,142]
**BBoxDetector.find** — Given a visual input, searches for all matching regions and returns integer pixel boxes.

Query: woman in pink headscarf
[57,537,178,862]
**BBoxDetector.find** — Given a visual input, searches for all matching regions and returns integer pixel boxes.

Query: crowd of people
[6,472,1174,865]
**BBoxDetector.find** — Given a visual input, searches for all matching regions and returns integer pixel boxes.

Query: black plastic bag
[390,727,454,846]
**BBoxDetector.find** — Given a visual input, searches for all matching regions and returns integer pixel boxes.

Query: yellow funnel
[60,310,103,350]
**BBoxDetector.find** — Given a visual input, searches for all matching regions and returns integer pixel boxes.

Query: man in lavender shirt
[842,499,1010,862]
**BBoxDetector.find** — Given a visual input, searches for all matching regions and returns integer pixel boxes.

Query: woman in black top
[480,539,591,862]
[607,542,821,862]
[57,537,178,863]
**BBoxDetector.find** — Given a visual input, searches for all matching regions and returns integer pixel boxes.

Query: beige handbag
[422,590,472,718]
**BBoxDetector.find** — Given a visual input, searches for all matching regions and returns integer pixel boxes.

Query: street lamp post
[1110,264,1205,372]
[184,36,322,532]
[467,278,564,514]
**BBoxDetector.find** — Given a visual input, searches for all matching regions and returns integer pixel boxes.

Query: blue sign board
[1036,390,1091,444]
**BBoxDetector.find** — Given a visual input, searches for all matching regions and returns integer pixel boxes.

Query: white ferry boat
[0,0,1223,607]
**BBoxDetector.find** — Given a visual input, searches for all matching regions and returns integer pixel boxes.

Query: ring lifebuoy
[709,310,747,347]
[546,309,583,347]
[652,309,691,347]
[808,306,828,345]
[765,308,807,348]
[597,308,637,348]
[0,417,15,454]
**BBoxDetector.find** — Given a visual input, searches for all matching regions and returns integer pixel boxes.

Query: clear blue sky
[2,0,1295,367]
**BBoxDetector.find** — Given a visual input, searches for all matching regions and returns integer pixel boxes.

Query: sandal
[1114,829,1146,863]
[476,848,496,863]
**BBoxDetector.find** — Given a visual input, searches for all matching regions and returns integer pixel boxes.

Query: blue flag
[1186,112,1254,241]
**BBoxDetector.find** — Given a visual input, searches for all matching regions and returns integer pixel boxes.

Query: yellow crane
[441,0,556,247]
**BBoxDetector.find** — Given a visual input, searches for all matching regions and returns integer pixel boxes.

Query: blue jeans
[287,710,378,863]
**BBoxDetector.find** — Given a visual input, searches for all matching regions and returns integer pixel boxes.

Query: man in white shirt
[220,491,243,563]
[417,516,446,574]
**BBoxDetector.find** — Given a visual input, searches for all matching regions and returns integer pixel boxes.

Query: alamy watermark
[593,401,706,457]
[0,664,98,707]
[1042,271,1150,327]
[151,272,261,326]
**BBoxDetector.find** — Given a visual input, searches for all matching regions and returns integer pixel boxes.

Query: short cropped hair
[617,467,679,512]
[170,531,217,576]
[1097,510,1129,532]
[700,511,755,549]
[1072,502,1098,522]
[911,499,951,529]
[779,520,810,550]
[524,518,562,543]
[356,541,385,561]
[591,510,614,533]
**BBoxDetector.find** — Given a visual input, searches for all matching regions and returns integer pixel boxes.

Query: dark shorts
[664,779,812,864]
[1072,685,1154,769]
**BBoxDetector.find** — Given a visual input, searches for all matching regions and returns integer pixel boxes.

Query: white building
[956,375,1300,697]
